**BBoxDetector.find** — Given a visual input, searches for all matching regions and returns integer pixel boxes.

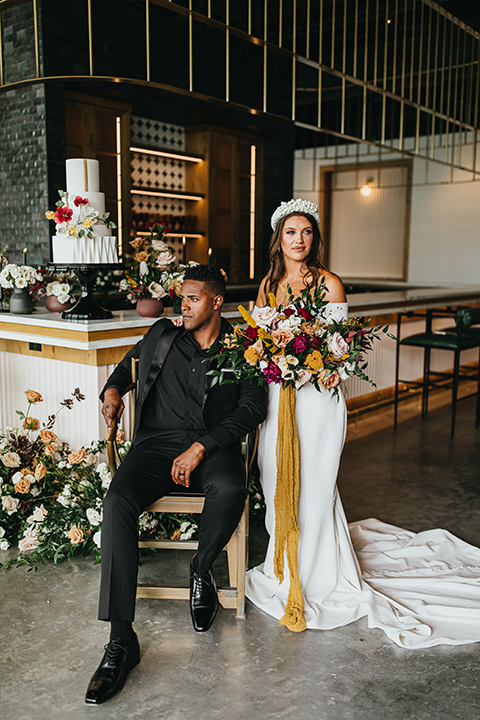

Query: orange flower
[45,444,58,457]
[34,463,47,480]
[67,448,87,464]
[244,345,260,366]
[170,528,182,540]
[66,525,84,545]
[40,430,57,444]
[319,369,340,390]
[25,390,43,403]
[133,250,150,263]
[14,477,31,494]
[305,350,324,372]
[129,237,144,248]
[21,467,32,476]
[23,417,39,431]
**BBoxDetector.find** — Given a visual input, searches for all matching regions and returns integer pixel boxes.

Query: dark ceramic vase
[10,288,33,315]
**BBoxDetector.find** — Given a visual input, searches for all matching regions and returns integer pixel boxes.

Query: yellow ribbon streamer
[273,384,307,632]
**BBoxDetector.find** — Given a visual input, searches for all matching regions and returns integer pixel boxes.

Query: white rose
[277,315,302,332]
[30,485,41,497]
[148,281,167,300]
[139,261,149,276]
[86,508,102,526]
[93,531,101,549]
[18,536,40,554]
[0,438,8,452]
[10,265,20,278]
[0,539,9,551]
[327,331,350,360]
[251,305,279,329]
[12,471,23,484]
[2,496,20,514]
[155,251,176,269]
[151,239,170,252]
[338,361,356,381]
[295,368,312,389]
[0,527,5,538]
[1,451,21,468]
[32,504,48,522]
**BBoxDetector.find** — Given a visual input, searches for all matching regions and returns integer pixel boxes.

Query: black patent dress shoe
[85,635,140,705]
[190,559,219,632]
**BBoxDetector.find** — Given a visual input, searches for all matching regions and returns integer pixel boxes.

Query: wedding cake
[51,159,118,264]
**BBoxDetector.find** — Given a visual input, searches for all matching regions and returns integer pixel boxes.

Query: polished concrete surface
[1,398,479,720]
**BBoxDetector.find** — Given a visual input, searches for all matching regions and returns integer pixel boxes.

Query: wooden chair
[394,307,480,438]
[106,358,258,619]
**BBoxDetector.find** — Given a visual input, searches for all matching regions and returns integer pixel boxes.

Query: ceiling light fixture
[360,178,374,197]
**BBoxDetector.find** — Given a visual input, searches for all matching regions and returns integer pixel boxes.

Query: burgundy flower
[292,335,309,353]
[244,325,259,342]
[311,336,322,349]
[54,206,73,224]
[263,361,282,384]
[283,308,295,318]
[169,288,176,299]
[73,196,89,207]
[298,308,312,321]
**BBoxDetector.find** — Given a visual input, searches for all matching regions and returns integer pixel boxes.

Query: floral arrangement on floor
[119,223,198,303]
[207,279,394,396]
[45,190,116,239]
[0,390,197,570]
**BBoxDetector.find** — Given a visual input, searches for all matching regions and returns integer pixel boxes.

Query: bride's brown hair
[264,212,326,297]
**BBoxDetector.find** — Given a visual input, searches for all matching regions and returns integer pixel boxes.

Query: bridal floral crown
[270,198,321,230]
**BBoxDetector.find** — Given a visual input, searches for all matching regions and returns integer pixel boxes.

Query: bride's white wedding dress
[245,303,480,648]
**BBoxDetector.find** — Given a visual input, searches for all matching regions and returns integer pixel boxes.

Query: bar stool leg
[394,313,401,429]
[451,348,461,439]
[422,346,431,418]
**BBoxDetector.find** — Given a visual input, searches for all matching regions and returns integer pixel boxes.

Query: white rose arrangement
[0,264,42,290]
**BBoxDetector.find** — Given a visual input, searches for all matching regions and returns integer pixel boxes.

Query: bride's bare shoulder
[319,271,346,303]
[256,276,270,307]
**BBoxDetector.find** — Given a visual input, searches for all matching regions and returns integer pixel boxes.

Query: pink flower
[327,332,350,359]
[270,329,294,348]
[263,361,282,384]
[54,206,73,224]
[74,196,89,207]
[292,335,309,353]
[295,368,312,389]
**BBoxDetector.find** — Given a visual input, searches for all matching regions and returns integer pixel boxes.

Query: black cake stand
[48,263,121,321]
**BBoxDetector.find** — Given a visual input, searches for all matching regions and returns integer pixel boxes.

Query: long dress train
[245,303,480,649]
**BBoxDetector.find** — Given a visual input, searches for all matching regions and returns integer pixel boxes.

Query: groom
[85,265,268,705]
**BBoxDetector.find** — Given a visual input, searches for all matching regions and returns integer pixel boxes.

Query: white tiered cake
[52,159,118,264]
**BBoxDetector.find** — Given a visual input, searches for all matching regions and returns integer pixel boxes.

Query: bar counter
[1,282,479,449]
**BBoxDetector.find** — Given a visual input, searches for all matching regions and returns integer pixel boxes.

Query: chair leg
[235,500,248,619]
[394,314,401,429]
[422,347,431,417]
[451,349,461,439]
[226,529,238,588]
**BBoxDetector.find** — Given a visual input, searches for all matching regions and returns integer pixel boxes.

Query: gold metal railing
[0,0,478,175]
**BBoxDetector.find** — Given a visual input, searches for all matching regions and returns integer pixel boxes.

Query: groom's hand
[102,388,124,428]
[171,442,205,487]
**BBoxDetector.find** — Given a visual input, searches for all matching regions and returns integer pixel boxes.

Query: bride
[245,198,480,648]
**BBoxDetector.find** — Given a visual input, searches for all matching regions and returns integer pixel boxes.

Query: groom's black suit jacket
[100,317,268,453]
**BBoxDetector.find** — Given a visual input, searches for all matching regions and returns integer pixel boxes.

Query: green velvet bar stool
[394,307,480,438]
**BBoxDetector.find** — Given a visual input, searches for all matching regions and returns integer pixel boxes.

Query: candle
[182,236,186,264]
[23,247,28,265]
[208,247,212,266]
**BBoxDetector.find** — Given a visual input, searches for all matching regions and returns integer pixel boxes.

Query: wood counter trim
[0,321,149,342]
[0,339,135,366]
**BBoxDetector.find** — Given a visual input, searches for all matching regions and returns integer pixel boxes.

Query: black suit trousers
[98,437,247,622]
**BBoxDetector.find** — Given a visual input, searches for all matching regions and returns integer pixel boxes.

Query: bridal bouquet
[207,279,393,396]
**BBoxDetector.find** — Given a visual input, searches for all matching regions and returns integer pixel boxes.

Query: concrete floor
[1,397,480,720]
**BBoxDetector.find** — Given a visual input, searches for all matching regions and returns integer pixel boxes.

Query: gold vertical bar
[414,0,423,154]
[279,0,283,48]
[87,0,93,76]
[0,7,4,86]
[226,0,230,102]
[33,0,40,78]
[115,117,123,257]
[353,0,358,78]
[392,0,398,95]
[331,0,335,68]
[263,0,267,113]
[362,0,369,139]
[383,0,389,91]
[401,0,407,98]
[341,0,346,135]
[145,0,150,82]
[458,25,466,127]
[207,0,211,19]
[373,0,379,85]
[249,144,256,279]
[189,0,193,92]
[292,0,296,120]
[439,12,446,118]
[306,0,310,59]
[409,0,416,101]
[430,10,440,159]
[318,0,323,127]
[424,4,431,108]
[451,25,461,166]
[248,0,251,35]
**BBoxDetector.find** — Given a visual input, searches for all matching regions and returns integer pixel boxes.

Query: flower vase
[172,295,182,315]
[136,298,164,318]
[45,295,72,313]
[10,287,33,315]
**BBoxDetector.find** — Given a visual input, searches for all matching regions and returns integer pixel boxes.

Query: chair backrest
[455,307,480,328]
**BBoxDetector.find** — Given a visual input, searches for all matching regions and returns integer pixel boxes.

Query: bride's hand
[171,317,184,327]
